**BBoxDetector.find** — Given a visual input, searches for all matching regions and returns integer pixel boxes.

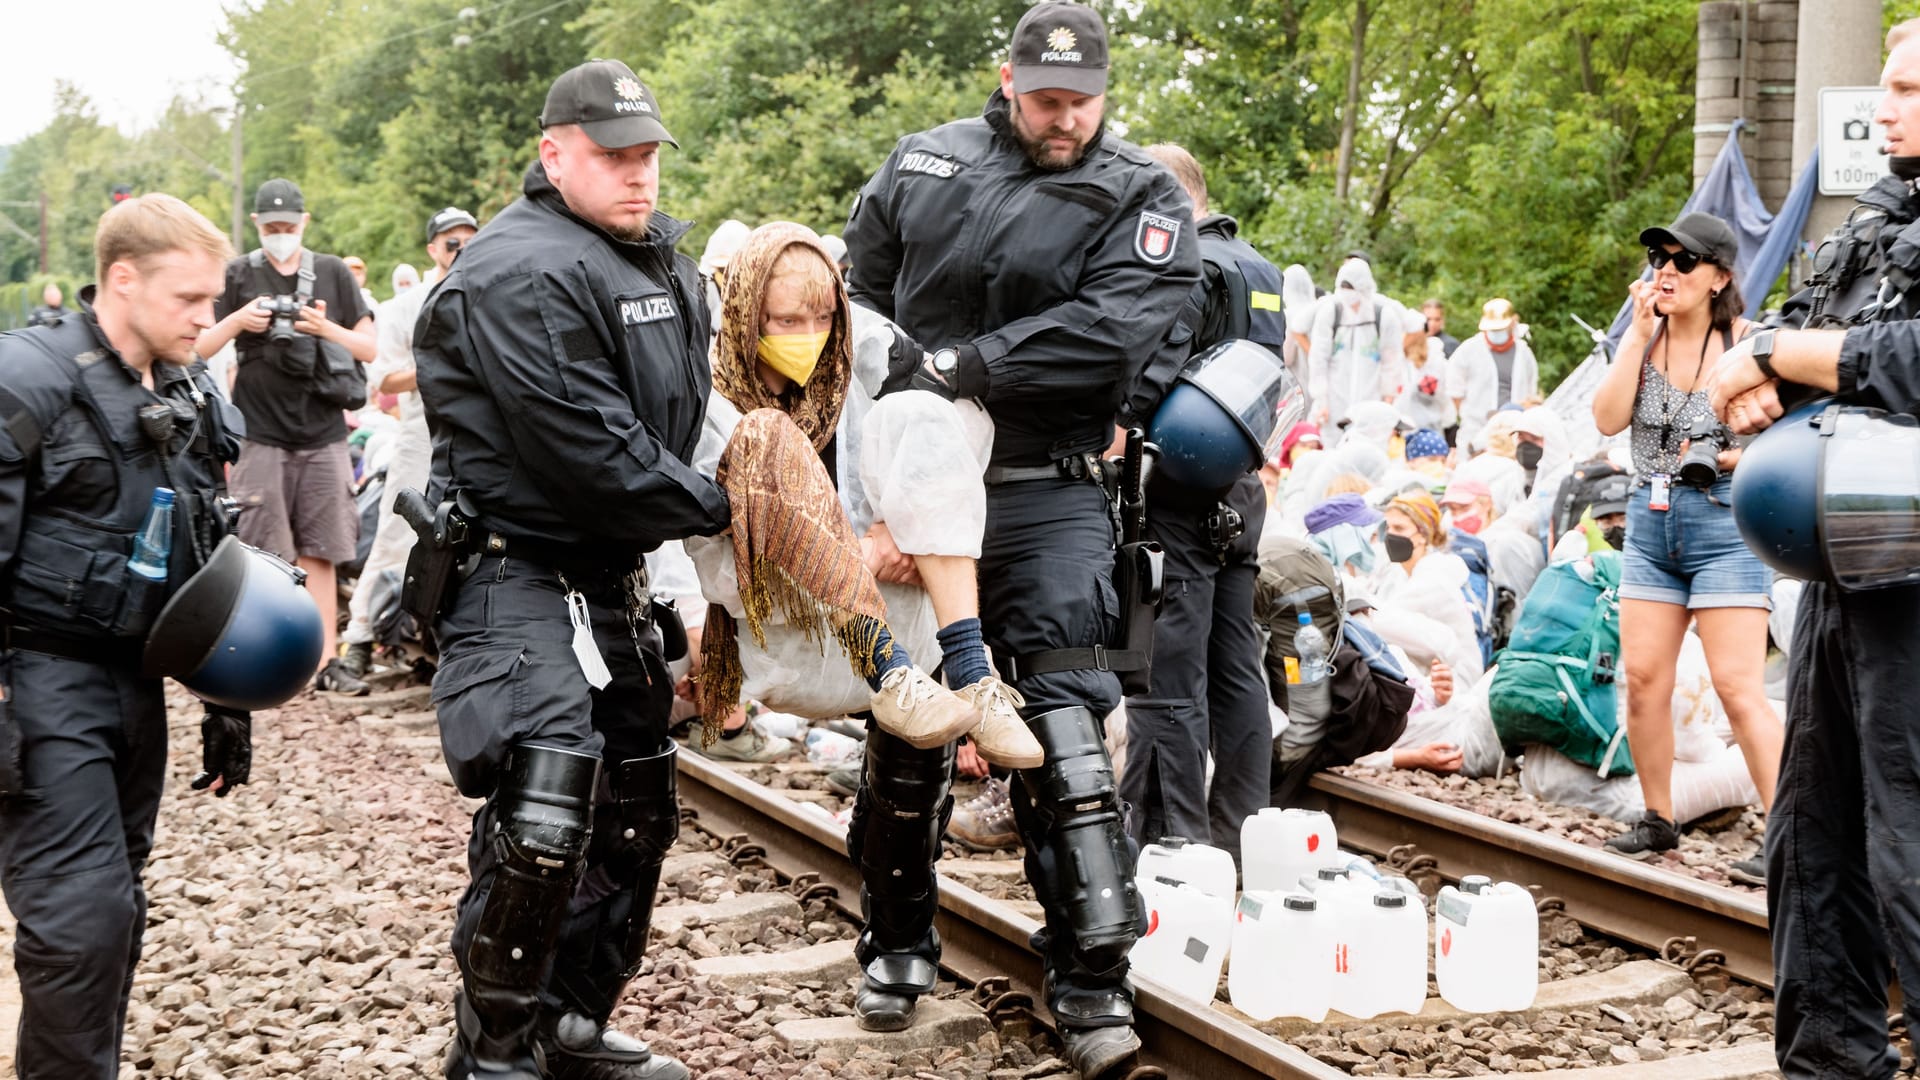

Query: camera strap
[246,248,317,305]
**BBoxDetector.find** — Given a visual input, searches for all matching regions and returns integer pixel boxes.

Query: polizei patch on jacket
[1135,211,1181,265]
[898,152,962,179]
[619,295,676,325]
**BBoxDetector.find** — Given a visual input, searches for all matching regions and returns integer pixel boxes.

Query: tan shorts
[231,440,359,564]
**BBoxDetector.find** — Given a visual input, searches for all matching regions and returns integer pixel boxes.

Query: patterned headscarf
[1388,489,1446,548]
[711,222,853,450]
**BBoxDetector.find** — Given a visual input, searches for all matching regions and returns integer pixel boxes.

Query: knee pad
[1021,706,1141,976]
[468,745,600,994]
[849,732,954,902]
[606,745,680,973]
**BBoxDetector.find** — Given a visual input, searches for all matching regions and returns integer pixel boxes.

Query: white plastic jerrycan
[1228,890,1331,1022]
[1332,888,1429,1019]
[1434,875,1539,1012]
[1135,836,1237,900]
[1241,807,1337,894]
[1130,876,1235,1004]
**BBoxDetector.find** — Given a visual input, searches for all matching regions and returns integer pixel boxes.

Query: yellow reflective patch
[1250,291,1281,311]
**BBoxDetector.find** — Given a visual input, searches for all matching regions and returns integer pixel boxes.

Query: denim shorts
[1620,478,1774,610]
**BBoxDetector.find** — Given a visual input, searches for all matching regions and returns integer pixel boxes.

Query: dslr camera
[256,295,303,346]
[1677,415,1732,487]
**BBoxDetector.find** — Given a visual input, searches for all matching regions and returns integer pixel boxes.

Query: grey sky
[1,0,236,146]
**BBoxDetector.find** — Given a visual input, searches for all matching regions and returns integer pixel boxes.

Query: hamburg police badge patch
[1135,211,1180,265]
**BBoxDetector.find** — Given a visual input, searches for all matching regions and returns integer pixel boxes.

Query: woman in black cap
[1590,211,1781,880]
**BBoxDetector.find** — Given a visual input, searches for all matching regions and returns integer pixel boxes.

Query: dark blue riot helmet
[1733,398,1920,591]
[143,535,326,710]
[1148,339,1305,490]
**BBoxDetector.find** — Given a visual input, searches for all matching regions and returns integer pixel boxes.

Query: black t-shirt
[214,250,371,448]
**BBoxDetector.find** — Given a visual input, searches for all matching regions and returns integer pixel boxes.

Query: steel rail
[676,750,1348,1080]
[1307,772,1773,988]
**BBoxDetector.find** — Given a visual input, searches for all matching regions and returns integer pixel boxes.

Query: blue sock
[865,625,912,691]
[936,617,992,688]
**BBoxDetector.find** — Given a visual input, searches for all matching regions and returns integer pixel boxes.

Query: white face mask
[260,231,302,262]
[1485,327,1512,346]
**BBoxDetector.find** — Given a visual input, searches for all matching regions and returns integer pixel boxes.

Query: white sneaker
[870,666,980,749]
[956,676,1043,768]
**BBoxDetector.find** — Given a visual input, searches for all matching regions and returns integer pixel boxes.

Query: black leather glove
[878,325,928,397]
[191,705,252,797]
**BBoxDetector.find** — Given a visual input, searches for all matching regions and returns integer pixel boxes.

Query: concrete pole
[1791,0,1885,245]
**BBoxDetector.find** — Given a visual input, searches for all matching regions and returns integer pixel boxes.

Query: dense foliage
[0,0,1718,383]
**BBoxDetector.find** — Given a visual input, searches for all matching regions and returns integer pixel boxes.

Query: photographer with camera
[1590,211,1780,877]
[197,178,376,695]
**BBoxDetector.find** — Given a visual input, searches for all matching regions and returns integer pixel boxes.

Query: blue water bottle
[128,487,176,582]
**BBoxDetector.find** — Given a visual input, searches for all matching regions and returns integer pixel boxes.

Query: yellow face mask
[756,330,830,387]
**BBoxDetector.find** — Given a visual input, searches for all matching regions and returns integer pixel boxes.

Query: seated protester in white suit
[684,221,1038,767]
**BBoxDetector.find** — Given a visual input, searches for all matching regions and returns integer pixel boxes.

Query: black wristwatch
[930,348,959,378]
[1751,329,1778,381]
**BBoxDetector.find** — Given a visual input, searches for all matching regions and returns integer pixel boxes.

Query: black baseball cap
[1640,211,1738,268]
[426,206,478,242]
[1588,474,1633,519]
[1009,2,1109,96]
[253,178,305,225]
[539,59,677,149]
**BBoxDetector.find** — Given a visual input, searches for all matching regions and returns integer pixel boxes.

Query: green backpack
[1488,551,1633,778]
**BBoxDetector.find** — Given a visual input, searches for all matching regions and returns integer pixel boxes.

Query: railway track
[1305,772,1773,989]
[674,748,1781,1080]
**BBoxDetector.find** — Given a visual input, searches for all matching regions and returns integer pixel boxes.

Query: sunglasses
[1647,247,1715,274]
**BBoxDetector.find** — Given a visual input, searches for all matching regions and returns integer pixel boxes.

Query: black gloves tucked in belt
[191,704,252,797]
[880,327,988,401]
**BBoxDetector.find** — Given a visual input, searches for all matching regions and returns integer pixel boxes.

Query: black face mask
[1891,156,1920,182]
[1516,441,1544,471]
[1385,533,1415,563]
[1603,525,1627,551]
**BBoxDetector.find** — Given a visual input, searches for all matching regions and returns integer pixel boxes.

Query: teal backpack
[1488,551,1632,777]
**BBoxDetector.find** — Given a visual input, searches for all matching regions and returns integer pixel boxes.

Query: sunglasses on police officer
[1646,247,1716,275]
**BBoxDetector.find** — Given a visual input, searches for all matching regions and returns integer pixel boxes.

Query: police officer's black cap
[540,59,678,149]
[253,178,305,225]
[1009,2,1109,97]
[426,206,478,243]
[1640,211,1738,269]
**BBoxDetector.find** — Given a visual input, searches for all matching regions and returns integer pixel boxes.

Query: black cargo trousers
[1768,580,1920,1080]
[978,473,1144,1026]
[1119,472,1269,865]
[0,649,167,1079]
[431,553,678,1025]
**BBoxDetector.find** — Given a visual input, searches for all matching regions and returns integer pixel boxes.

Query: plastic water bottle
[1241,808,1337,893]
[1229,890,1331,1021]
[1135,837,1238,901]
[1294,611,1331,684]
[803,728,862,767]
[127,487,175,582]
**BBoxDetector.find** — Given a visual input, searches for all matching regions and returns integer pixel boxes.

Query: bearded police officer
[0,194,250,1079]
[1703,20,1920,1080]
[844,5,1199,1076]
[412,59,725,1080]
[1118,143,1282,867]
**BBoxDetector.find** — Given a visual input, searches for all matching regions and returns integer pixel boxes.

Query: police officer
[1703,20,1920,1079]
[26,282,66,328]
[413,60,724,1080]
[0,194,248,1078]
[1117,143,1280,866]
[843,5,1199,1075]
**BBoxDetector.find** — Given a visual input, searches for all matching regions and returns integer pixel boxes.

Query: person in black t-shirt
[197,177,376,695]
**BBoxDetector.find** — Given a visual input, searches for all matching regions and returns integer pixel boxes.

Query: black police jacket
[1118,213,1288,428]
[415,161,730,555]
[0,301,240,643]
[1783,177,1920,417]
[845,89,1200,466]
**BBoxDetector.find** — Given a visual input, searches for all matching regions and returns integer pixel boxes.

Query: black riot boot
[445,746,600,1080]
[846,725,955,1031]
[542,747,690,1080]
[1062,1026,1143,1080]
[541,1012,690,1080]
